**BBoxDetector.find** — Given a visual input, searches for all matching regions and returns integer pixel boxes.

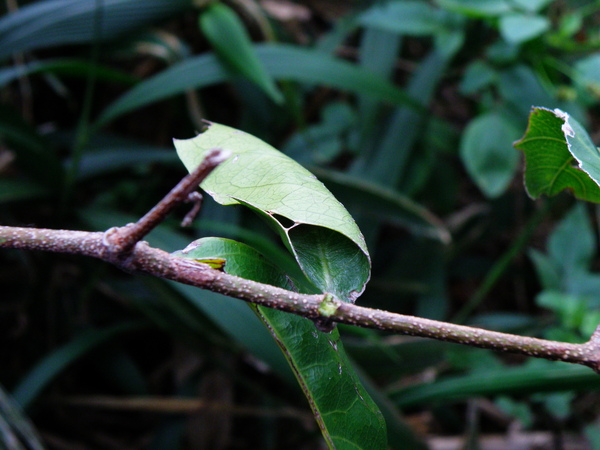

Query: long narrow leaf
[176,237,388,449]
[0,0,191,60]
[199,3,283,104]
[391,362,600,409]
[96,43,420,128]
[0,385,44,450]
[12,322,144,410]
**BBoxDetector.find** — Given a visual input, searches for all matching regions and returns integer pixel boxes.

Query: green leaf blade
[174,121,371,302]
[460,111,521,198]
[176,237,387,449]
[514,107,600,202]
[199,3,283,104]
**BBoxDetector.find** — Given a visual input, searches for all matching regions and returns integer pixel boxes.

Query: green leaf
[174,121,371,303]
[0,59,138,88]
[311,167,451,243]
[391,360,600,408]
[174,237,293,289]
[514,107,600,202]
[0,178,47,203]
[435,0,513,18]
[574,54,600,99]
[460,111,521,198]
[358,1,445,36]
[0,0,191,60]
[499,14,550,45]
[548,203,594,274]
[459,61,497,94]
[199,3,283,104]
[0,385,44,450]
[536,290,588,330]
[96,43,419,127]
[12,322,144,410]
[176,237,387,449]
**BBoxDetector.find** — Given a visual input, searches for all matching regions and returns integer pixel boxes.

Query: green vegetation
[3,0,600,448]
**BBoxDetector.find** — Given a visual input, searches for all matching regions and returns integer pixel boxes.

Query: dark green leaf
[199,3,283,104]
[0,0,191,59]
[12,322,144,410]
[358,1,444,36]
[312,167,451,243]
[176,237,387,449]
[96,43,419,127]
[514,107,600,202]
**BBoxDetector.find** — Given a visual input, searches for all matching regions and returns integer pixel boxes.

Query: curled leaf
[174,121,371,302]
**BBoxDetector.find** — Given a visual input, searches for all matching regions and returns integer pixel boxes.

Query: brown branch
[102,148,229,254]
[2,150,600,374]
[1,224,600,373]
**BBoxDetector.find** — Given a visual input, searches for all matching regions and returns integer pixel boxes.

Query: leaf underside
[174,121,371,303]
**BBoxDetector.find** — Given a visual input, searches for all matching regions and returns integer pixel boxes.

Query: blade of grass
[391,361,600,409]
[96,43,421,128]
[12,322,145,410]
[0,0,191,60]
[0,385,44,450]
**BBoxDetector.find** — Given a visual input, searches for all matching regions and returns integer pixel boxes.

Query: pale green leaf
[174,121,371,302]
[499,14,550,45]
[460,111,520,198]
[358,1,444,36]
[199,3,283,104]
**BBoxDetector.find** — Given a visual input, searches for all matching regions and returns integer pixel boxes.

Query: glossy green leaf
[174,121,371,303]
[0,0,191,60]
[199,3,283,104]
[499,14,550,45]
[460,111,521,198]
[173,237,293,289]
[514,107,600,202]
[96,43,419,127]
[175,237,387,449]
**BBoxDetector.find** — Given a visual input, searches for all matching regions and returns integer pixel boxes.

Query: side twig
[102,148,229,255]
[2,225,600,373]
[2,152,600,374]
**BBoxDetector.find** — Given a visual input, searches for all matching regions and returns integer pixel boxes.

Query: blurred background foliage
[2,0,600,448]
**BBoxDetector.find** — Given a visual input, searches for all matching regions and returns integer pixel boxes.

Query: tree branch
[1,224,600,374]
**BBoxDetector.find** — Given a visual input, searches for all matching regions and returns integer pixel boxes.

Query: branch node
[181,192,203,227]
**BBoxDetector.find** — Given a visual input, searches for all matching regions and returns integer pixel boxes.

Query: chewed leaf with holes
[514,107,600,202]
[174,121,371,302]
